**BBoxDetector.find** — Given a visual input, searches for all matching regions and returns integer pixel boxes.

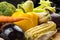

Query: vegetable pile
[0,0,60,40]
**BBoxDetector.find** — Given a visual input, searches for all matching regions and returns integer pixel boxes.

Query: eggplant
[50,13,60,27]
[0,23,25,40]
[50,13,60,32]
[46,9,60,28]
[0,33,10,40]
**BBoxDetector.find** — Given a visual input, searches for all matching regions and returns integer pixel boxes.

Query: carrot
[0,16,27,23]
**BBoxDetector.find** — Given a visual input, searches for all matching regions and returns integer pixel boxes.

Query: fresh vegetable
[38,0,52,8]
[17,5,26,13]
[36,12,50,24]
[16,9,24,13]
[12,12,38,31]
[47,9,60,28]
[33,0,55,13]
[0,16,27,23]
[25,21,57,40]
[1,23,25,40]
[12,11,51,31]
[33,8,46,13]
[46,7,56,13]
[51,13,60,28]
[0,2,16,16]
[25,12,38,27]
[18,0,34,12]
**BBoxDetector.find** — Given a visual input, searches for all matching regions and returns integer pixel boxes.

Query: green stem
[17,4,26,13]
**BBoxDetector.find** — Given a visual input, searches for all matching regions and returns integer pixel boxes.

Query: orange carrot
[0,16,27,23]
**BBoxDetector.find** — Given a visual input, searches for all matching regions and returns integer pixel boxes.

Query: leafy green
[0,2,16,16]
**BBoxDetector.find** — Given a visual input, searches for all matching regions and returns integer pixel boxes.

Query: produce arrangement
[0,0,60,40]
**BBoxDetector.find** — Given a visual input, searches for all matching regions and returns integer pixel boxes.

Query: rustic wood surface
[52,32,60,40]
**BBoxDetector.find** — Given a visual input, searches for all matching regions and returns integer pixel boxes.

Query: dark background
[0,0,60,13]
[0,0,26,7]
[0,0,40,7]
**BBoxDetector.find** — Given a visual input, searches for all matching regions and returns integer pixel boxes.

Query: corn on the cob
[36,12,51,24]
[25,21,57,40]
[35,31,57,40]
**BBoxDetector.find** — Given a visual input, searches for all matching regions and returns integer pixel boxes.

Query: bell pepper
[12,12,38,31]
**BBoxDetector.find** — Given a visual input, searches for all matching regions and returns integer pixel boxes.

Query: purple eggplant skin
[1,23,25,40]
[50,13,60,28]
[46,9,60,28]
